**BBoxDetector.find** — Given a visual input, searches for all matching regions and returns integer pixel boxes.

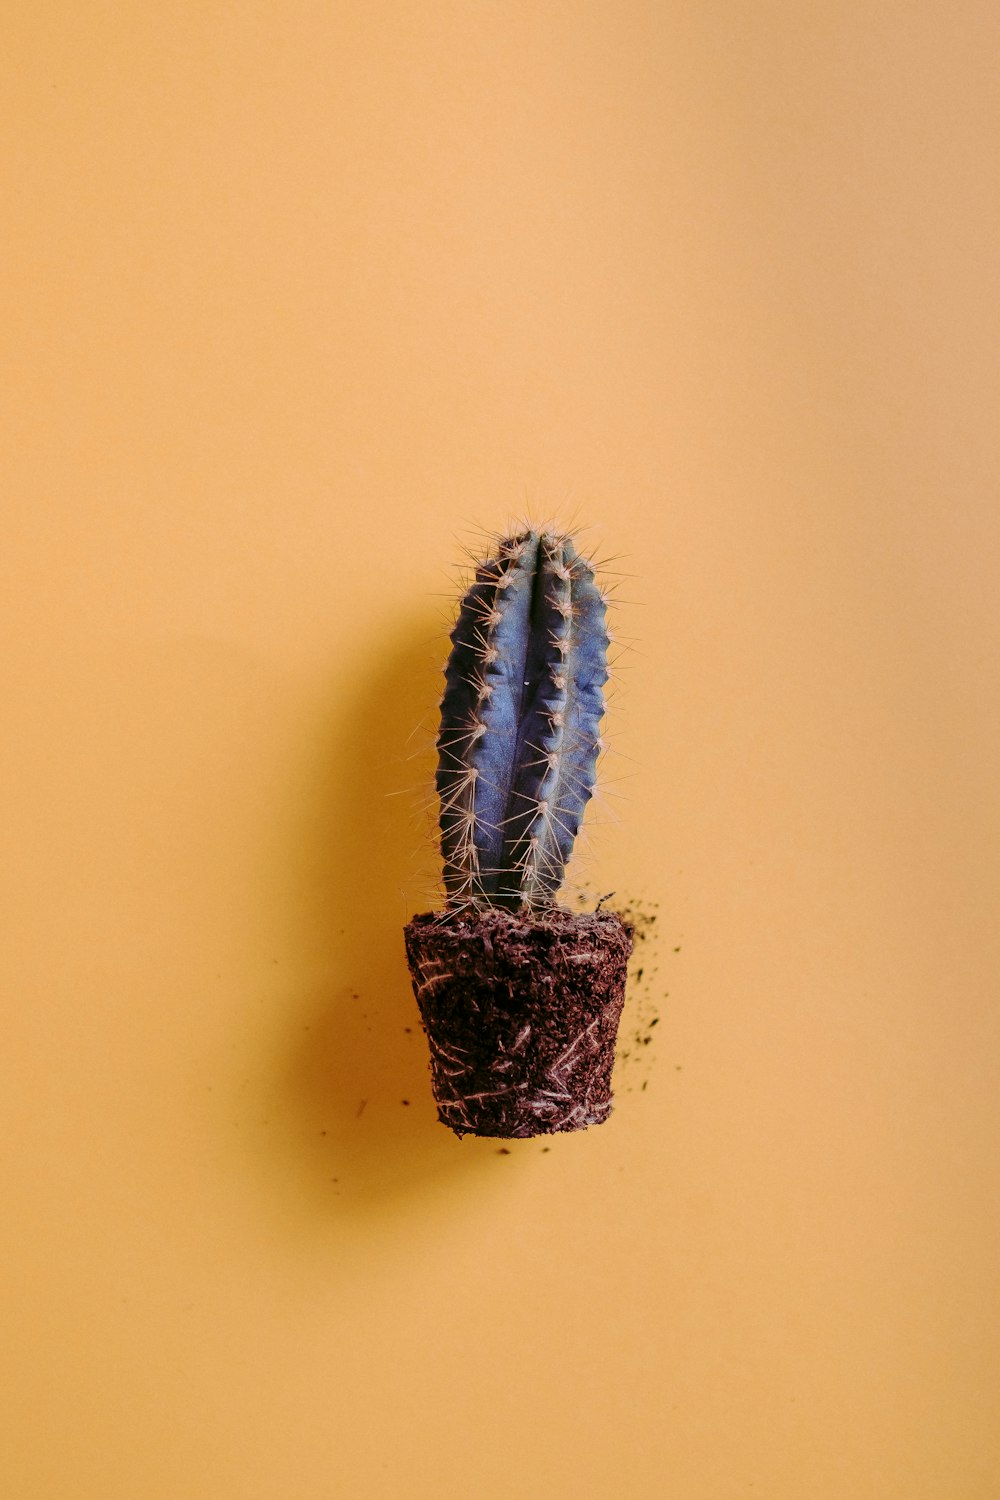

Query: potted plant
[403,526,634,1139]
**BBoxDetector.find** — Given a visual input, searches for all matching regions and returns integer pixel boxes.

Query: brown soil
[403,904,634,1139]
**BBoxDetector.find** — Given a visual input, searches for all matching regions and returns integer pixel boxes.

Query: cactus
[435,527,610,910]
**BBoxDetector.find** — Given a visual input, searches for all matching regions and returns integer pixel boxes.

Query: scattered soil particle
[609,894,672,1090]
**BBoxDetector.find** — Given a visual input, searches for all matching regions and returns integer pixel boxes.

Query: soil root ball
[403,905,634,1139]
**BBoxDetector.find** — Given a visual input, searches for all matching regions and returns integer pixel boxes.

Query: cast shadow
[260,613,521,1225]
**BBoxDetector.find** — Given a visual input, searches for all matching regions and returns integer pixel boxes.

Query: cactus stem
[435,524,611,908]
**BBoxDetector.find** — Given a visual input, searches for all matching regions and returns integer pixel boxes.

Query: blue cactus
[435,528,610,909]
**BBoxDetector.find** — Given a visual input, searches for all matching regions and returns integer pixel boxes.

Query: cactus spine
[436,528,610,910]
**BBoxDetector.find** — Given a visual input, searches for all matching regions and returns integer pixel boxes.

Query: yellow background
[3,4,998,1496]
